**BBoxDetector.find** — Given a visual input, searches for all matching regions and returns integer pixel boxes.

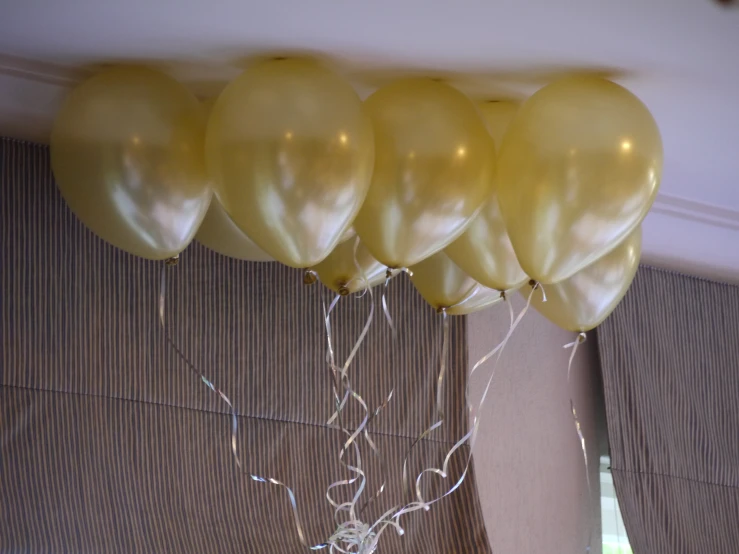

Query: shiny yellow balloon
[206,58,374,269]
[314,238,388,295]
[51,66,210,260]
[528,226,642,332]
[339,227,357,244]
[197,98,272,261]
[446,101,527,291]
[446,284,510,316]
[196,198,273,261]
[353,79,495,268]
[410,251,507,315]
[497,76,662,284]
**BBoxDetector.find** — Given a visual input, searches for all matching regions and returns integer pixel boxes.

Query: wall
[468,295,602,554]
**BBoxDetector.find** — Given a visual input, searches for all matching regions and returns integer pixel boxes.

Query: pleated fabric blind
[0,137,491,553]
[597,266,739,554]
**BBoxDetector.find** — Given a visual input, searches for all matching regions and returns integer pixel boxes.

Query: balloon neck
[165,255,179,266]
[499,290,507,301]
[303,270,317,285]
[529,279,547,302]
[338,284,350,296]
[385,267,413,279]
[436,306,448,315]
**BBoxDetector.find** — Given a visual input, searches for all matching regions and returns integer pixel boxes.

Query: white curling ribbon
[159,262,327,550]
[161,253,545,552]
[395,284,536,523]
[321,238,403,553]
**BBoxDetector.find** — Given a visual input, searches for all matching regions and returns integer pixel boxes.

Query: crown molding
[0,53,88,87]
[651,193,739,232]
[643,194,739,284]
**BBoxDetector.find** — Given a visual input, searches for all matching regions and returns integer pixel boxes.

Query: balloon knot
[303,270,317,285]
[499,290,507,301]
[528,279,538,289]
[338,284,350,296]
[165,255,179,266]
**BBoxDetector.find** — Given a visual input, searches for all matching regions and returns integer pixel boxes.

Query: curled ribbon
[399,308,448,503]
[159,260,327,551]
[161,252,398,552]
[394,285,537,523]
[160,254,562,553]
[380,267,411,333]
[321,238,400,552]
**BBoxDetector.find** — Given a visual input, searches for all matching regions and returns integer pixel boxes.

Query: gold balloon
[314,238,387,295]
[339,227,357,244]
[446,284,509,316]
[528,226,642,332]
[196,98,271,262]
[497,76,662,284]
[410,251,507,315]
[206,58,374,268]
[51,66,210,260]
[196,198,273,261]
[446,101,527,291]
[353,79,495,268]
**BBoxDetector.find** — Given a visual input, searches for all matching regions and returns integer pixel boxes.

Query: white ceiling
[1,0,738,281]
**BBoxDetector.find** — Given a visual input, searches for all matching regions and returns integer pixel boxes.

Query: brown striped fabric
[597,266,739,554]
[0,137,491,553]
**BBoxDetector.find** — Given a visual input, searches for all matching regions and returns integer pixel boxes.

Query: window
[601,456,632,554]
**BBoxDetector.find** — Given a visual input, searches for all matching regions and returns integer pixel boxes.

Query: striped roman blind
[0,137,491,553]
[597,266,739,554]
